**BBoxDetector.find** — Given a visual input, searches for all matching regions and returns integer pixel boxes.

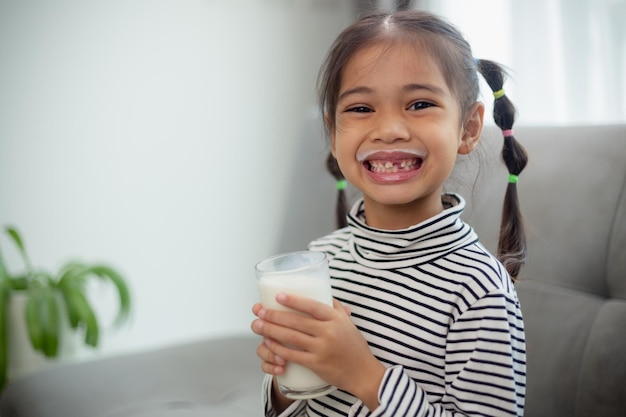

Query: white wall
[0,0,354,362]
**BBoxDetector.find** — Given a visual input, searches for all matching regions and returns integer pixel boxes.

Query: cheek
[330,128,354,156]
[333,142,351,166]
[332,141,360,174]
[428,132,463,169]
[334,116,361,137]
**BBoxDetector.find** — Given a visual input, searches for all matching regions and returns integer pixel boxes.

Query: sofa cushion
[607,176,626,300]
[454,125,626,298]
[515,282,603,416]
[575,300,626,416]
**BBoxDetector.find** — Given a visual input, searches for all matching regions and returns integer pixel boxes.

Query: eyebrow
[338,83,446,102]
[403,83,446,95]
[337,86,372,102]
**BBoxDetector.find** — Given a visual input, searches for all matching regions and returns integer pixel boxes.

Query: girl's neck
[361,194,446,230]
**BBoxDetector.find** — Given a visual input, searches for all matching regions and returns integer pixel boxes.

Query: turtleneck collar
[346,193,478,270]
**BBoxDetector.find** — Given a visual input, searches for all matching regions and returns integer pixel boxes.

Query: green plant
[0,225,131,392]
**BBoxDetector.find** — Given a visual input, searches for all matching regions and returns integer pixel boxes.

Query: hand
[250,294,385,408]
[251,302,288,377]
[250,300,353,377]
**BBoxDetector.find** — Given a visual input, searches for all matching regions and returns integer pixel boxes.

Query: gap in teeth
[368,158,419,173]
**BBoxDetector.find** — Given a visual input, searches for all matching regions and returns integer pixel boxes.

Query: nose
[372,112,410,143]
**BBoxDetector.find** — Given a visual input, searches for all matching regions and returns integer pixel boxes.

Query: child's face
[329,41,483,229]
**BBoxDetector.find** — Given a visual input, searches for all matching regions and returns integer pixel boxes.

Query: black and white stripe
[264,194,526,417]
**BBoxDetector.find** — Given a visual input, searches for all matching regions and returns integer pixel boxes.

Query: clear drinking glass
[255,250,337,399]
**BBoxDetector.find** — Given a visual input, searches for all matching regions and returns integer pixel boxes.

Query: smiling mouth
[365,158,422,173]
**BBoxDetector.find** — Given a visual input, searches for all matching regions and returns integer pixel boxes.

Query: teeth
[369,159,419,173]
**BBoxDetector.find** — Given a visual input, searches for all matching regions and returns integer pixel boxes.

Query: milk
[255,251,336,399]
[258,274,333,394]
[258,273,333,311]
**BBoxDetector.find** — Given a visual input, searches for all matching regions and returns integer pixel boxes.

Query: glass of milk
[255,250,337,399]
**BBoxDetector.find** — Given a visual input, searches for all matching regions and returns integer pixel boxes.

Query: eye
[346,105,373,113]
[409,101,434,111]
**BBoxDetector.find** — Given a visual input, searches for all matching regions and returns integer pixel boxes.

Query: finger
[252,302,263,316]
[251,318,261,335]
[256,339,286,376]
[253,313,319,354]
[261,361,285,376]
[256,339,286,366]
[264,335,310,365]
[332,298,351,316]
[275,293,334,320]
[276,322,314,351]
[258,308,322,339]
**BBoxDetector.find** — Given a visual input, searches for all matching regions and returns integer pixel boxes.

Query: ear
[458,102,484,155]
[325,112,338,157]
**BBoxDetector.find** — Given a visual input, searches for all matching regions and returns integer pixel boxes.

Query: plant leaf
[40,288,60,358]
[5,227,25,253]
[58,283,81,329]
[0,245,11,286]
[24,290,44,353]
[82,264,131,326]
[4,226,32,271]
[0,261,10,393]
[65,289,99,347]
[9,275,29,290]
[0,249,8,281]
[57,262,89,287]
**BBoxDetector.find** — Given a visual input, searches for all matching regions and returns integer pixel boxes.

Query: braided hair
[326,153,348,229]
[476,59,529,278]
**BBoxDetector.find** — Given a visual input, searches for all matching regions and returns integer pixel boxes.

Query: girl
[251,9,527,417]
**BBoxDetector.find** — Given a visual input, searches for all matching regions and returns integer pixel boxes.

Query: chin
[366,194,422,207]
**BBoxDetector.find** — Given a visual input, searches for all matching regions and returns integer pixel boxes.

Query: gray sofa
[458,125,626,417]
[1,125,625,416]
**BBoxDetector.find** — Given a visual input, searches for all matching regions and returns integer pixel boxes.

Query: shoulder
[436,243,525,332]
[440,241,519,305]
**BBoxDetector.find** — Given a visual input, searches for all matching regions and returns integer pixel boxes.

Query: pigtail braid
[326,152,349,229]
[476,59,529,280]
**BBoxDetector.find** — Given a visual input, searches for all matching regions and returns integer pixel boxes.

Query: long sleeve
[348,290,526,417]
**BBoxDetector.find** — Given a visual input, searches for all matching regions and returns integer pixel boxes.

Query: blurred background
[0,0,624,368]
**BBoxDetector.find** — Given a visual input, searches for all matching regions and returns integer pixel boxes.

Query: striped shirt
[264,194,526,417]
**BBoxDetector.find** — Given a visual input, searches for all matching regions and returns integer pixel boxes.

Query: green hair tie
[508,174,519,184]
[493,89,505,99]
[336,179,347,190]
